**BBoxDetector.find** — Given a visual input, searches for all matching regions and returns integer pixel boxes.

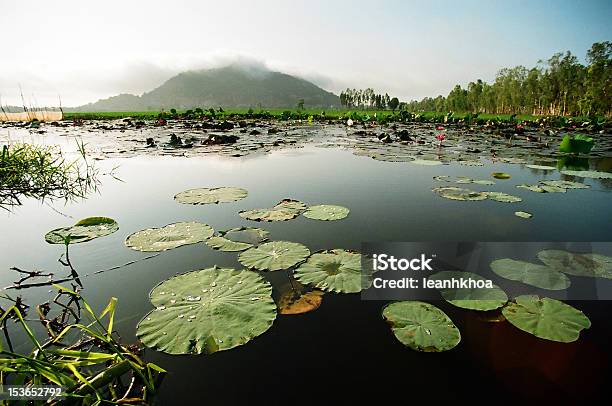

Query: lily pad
[560,170,612,179]
[294,249,364,293]
[303,205,349,221]
[136,267,276,355]
[490,258,570,290]
[428,271,508,311]
[502,295,591,343]
[239,199,307,222]
[45,217,119,244]
[278,290,324,315]
[126,221,213,252]
[537,250,612,279]
[516,184,545,193]
[526,164,556,170]
[382,301,461,352]
[540,180,589,190]
[514,211,533,219]
[491,172,511,179]
[411,159,443,166]
[484,192,522,203]
[174,187,248,204]
[205,227,269,252]
[432,187,488,201]
[239,241,310,271]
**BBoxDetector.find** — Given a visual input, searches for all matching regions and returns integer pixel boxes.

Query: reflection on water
[1,143,611,403]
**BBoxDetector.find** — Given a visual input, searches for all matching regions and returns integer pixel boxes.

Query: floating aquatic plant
[560,169,612,179]
[294,249,364,293]
[174,187,248,204]
[45,217,119,244]
[302,204,350,221]
[382,301,461,352]
[278,289,324,315]
[125,221,213,252]
[239,199,306,222]
[136,267,276,355]
[238,241,310,271]
[537,250,612,279]
[491,172,511,179]
[502,295,591,343]
[514,211,533,219]
[428,271,508,311]
[206,227,269,252]
[490,258,570,290]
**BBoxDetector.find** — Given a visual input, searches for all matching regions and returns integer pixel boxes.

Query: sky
[0,0,610,107]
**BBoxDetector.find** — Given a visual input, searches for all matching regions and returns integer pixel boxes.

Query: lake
[1,122,611,403]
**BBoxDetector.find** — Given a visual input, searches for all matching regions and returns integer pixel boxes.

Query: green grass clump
[0,141,97,209]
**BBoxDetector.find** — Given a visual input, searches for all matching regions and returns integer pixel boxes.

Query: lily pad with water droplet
[136,266,276,355]
[502,295,590,343]
[239,241,310,271]
[294,249,364,293]
[491,172,511,179]
[45,217,119,244]
[239,199,307,222]
[490,258,570,290]
[484,192,522,203]
[205,227,269,252]
[126,221,213,252]
[428,271,508,311]
[174,187,248,204]
[382,301,461,352]
[560,170,612,179]
[432,187,488,201]
[514,211,533,219]
[302,205,349,221]
[537,250,612,279]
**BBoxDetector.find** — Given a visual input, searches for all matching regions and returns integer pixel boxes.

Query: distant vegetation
[405,41,611,117]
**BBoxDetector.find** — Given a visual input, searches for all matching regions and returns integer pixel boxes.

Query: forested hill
[75,66,340,111]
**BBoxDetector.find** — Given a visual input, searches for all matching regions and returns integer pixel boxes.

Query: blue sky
[0,0,610,106]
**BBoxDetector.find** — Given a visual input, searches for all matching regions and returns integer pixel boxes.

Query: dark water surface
[1,142,611,403]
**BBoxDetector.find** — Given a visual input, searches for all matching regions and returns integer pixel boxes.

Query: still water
[1,140,611,403]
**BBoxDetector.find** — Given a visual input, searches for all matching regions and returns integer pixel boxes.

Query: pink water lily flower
[436,133,446,141]
[436,125,445,131]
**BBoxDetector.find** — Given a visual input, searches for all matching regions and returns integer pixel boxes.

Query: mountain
[75,65,340,111]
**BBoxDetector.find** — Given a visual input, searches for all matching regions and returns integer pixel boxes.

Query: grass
[0,285,165,404]
[0,141,98,209]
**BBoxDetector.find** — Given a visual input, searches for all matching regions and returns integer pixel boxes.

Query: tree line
[340,88,400,111]
[404,41,611,117]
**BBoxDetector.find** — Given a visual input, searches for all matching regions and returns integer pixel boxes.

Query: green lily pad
[491,172,511,179]
[205,227,269,252]
[560,170,612,179]
[490,258,570,290]
[484,192,522,203]
[382,301,461,352]
[136,267,276,355]
[126,221,214,252]
[428,271,508,311]
[502,295,591,343]
[539,184,567,193]
[45,217,119,244]
[294,249,363,293]
[238,241,310,271]
[516,184,545,193]
[526,164,556,170]
[537,250,612,279]
[540,180,589,190]
[174,187,248,204]
[514,211,533,219]
[432,187,488,201]
[239,199,306,222]
[434,176,495,185]
[302,205,350,221]
[411,159,443,166]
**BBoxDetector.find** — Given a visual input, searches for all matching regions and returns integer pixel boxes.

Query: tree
[389,97,399,112]
[296,99,305,110]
